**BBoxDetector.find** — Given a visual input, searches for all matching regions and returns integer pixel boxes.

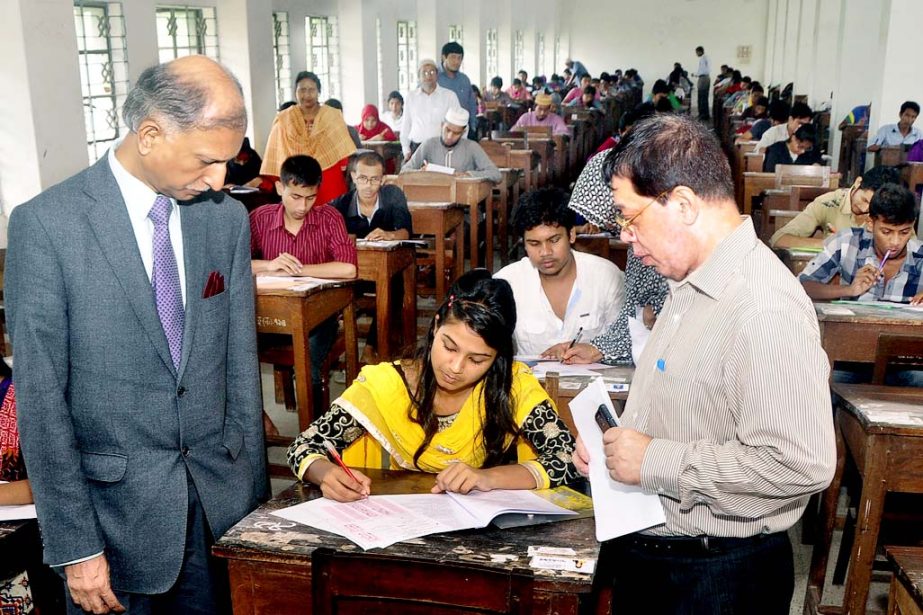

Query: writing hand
[574,436,591,477]
[365,228,390,241]
[912,291,923,306]
[431,462,491,494]
[540,342,570,360]
[602,428,652,485]
[561,343,603,365]
[319,465,372,502]
[65,554,125,614]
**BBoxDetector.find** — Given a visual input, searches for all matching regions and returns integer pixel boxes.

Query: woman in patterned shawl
[287,269,580,502]
[258,71,356,206]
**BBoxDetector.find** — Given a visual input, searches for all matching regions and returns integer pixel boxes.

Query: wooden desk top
[815,302,923,326]
[831,383,923,433]
[254,278,356,298]
[887,547,923,610]
[213,469,599,587]
[407,200,460,210]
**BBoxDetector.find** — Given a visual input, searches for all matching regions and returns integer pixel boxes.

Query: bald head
[122,55,247,134]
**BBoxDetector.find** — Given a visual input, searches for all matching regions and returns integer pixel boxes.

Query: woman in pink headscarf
[356,104,397,142]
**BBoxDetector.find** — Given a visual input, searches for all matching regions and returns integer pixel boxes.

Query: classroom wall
[568,0,770,98]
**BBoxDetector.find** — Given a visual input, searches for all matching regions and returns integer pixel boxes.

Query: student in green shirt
[769,165,901,249]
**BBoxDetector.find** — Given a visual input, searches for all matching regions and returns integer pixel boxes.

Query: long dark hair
[406,269,518,469]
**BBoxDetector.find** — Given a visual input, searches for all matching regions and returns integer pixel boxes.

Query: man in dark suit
[5,55,267,613]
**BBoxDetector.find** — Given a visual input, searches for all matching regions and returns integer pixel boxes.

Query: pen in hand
[324,441,367,497]
[566,327,584,351]
[877,249,893,276]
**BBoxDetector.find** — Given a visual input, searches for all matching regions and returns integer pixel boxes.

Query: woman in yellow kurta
[258,71,356,205]
[287,269,580,502]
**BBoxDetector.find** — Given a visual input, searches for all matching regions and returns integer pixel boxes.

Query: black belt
[616,532,781,557]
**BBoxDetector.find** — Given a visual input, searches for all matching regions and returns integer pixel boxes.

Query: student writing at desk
[402,108,501,182]
[330,151,412,241]
[800,183,923,304]
[286,270,580,502]
[495,188,624,357]
[249,154,358,421]
[770,165,900,248]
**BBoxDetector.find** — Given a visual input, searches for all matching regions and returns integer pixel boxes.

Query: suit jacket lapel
[177,202,208,381]
[82,158,178,376]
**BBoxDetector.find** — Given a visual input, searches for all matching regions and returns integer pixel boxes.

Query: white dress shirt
[697,55,711,77]
[754,123,789,153]
[399,85,460,155]
[870,123,923,147]
[108,148,187,306]
[495,251,625,356]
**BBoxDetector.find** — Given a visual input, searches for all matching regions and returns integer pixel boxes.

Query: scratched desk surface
[213,469,599,585]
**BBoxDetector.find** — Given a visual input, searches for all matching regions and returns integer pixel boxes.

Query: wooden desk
[774,248,815,276]
[396,175,494,270]
[256,281,359,432]
[886,547,923,615]
[541,366,634,437]
[497,167,522,266]
[408,202,465,302]
[573,235,629,271]
[805,384,923,615]
[356,244,416,360]
[360,140,402,173]
[213,470,606,615]
[815,303,923,365]
[903,162,923,195]
[741,172,840,216]
[492,136,556,186]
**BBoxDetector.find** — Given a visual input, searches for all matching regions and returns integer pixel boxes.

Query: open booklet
[254,275,343,292]
[270,488,577,550]
[356,238,428,249]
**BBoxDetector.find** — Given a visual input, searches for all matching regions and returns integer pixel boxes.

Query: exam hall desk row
[212,469,611,615]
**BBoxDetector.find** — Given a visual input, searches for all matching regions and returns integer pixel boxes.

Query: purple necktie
[149,195,184,369]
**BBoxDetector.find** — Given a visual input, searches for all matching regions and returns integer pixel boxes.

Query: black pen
[566,327,584,351]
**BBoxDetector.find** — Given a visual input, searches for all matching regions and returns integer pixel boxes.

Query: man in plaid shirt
[800,183,923,304]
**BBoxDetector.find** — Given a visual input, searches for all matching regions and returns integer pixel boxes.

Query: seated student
[0,353,37,613]
[332,151,412,240]
[483,76,512,104]
[512,92,572,136]
[566,85,603,110]
[224,137,262,186]
[867,100,921,152]
[250,155,358,417]
[739,95,769,123]
[495,189,624,357]
[762,124,822,172]
[754,101,813,152]
[356,104,397,142]
[505,78,532,103]
[402,108,501,183]
[770,165,901,248]
[563,75,593,105]
[380,90,405,135]
[741,99,788,141]
[800,183,923,304]
[286,269,581,501]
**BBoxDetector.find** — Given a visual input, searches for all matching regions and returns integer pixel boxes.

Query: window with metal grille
[554,35,562,75]
[448,24,463,45]
[397,20,418,93]
[74,1,129,162]
[155,6,218,62]
[485,29,498,80]
[272,12,291,109]
[513,30,525,75]
[376,18,384,107]
[306,15,341,100]
[537,33,546,78]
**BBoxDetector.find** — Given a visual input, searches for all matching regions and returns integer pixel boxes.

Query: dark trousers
[697,75,711,120]
[308,316,338,385]
[604,531,793,615]
[67,474,230,615]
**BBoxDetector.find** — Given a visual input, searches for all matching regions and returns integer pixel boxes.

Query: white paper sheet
[569,378,665,541]
[0,504,37,522]
[530,362,608,377]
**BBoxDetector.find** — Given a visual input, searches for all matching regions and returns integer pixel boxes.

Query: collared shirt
[495,251,625,356]
[403,137,501,183]
[754,122,790,153]
[623,218,835,538]
[870,123,923,147]
[437,67,478,133]
[249,203,357,266]
[108,148,187,306]
[697,54,710,77]
[769,188,863,247]
[799,227,923,302]
[329,185,413,239]
[511,110,572,136]
[399,85,461,155]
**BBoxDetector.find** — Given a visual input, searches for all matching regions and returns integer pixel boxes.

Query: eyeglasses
[611,189,670,233]
[354,175,383,186]
[421,68,438,76]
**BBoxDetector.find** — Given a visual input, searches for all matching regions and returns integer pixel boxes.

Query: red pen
[323,441,365,493]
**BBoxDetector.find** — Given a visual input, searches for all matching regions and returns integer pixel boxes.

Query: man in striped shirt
[575,114,835,614]
[249,154,357,417]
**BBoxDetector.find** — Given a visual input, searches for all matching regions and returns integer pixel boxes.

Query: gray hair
[122,61,247,133]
